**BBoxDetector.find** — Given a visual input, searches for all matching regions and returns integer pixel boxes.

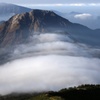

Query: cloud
[89,3,100,6]
[74,13,92,20]
[0,55,100,95]
[22,3,86,7]
[0,33,100,95]
[68,3,86,6]
[22,3,100,8]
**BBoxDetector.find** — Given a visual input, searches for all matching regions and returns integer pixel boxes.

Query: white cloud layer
[22,3,100,7]
[0,33,100,95]
[74,13,92,20]
[0,55,100,95]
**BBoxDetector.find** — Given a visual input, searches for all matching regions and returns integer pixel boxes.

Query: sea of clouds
[0,33,100,95]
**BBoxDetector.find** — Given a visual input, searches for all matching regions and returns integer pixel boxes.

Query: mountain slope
[0,9,100,47]
[0,3,32,14]
[0,21,5,25]
[0,10,71,47]
[0,3,32,21]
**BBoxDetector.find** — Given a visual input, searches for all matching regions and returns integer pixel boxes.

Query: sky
[0,0,100,4]
[0,0,100,10]
[0,0,100,29]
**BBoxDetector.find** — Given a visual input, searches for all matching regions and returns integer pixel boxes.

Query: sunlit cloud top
[74,13,92,20]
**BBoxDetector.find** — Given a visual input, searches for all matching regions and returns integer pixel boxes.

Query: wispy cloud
[0,33,100,95]
[21,3,100,7]
[74,13,92,20]
[68,3,86,6]
[89,3,100,6]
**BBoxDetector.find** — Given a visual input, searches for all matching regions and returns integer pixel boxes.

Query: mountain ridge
[0,3,32,21]
[0,9,100,47]
[0,3,32,15]
[0,9,71,47]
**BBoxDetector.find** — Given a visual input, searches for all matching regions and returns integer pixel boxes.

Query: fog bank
[0,33,100,95]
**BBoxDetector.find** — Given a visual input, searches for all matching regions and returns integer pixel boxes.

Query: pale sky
[0,0,100,4]
[0,0,100,15]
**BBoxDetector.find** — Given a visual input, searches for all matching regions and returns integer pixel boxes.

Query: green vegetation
[0,93,63,100]
[0,84,100,100]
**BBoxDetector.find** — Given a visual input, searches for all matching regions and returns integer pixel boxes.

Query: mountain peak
[0,9,71,47]
[0,9,100,47]
[8,9,70,31]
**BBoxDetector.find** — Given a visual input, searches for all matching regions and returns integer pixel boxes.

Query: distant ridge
[0,3,32,15]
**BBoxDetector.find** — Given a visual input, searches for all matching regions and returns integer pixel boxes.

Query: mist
[0,33,100,95]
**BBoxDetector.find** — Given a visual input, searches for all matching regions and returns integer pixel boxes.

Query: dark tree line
[0,84,100,100]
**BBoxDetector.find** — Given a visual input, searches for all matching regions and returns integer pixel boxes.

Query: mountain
[54,10,100,29]
[69,11,81,15]
[0,3,32,21]
[0,3,32,14]
[54,11,81,17]
[0,21,5,25]
[0,9,100,47]
[0,9,71,47]
[53,10,65,16]
[95,29,100,32]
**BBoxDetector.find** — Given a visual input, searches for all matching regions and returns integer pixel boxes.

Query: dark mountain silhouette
[0,9,100,47]
[95,29,100,32]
